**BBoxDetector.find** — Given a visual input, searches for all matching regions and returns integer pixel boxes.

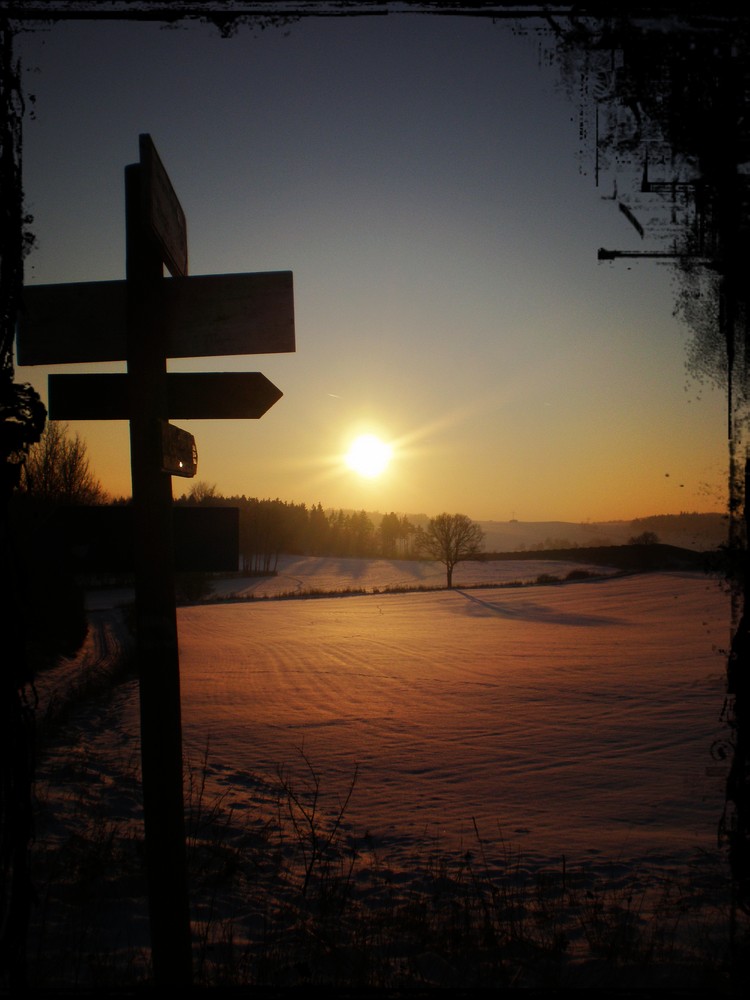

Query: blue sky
[13,11,727,520]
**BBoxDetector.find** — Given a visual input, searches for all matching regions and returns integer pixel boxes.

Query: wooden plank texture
[139,134,188,277]
[18,271,295,365]
[48,371,283,420]
[17,280,127,365]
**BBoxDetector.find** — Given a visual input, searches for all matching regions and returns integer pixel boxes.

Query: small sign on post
[160,421,197,478]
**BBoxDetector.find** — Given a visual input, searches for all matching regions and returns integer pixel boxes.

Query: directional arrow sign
[48,372,283,420]
[17,271,295,365]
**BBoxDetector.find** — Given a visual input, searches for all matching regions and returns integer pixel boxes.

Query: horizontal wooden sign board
[139,133,188,278]
[48,372,283,420]
[17,271,295,365]
[52,504,239,573]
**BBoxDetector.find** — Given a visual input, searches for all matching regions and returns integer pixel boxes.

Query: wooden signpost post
[18,135,295,986]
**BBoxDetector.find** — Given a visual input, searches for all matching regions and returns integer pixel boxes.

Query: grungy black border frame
[2,0,748,989]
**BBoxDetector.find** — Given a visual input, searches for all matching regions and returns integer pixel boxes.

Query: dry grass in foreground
[29,723,748,992]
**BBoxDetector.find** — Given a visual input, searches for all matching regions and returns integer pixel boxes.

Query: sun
[345,434,392,478]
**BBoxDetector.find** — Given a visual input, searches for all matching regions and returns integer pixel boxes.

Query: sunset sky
[12,9,727,522]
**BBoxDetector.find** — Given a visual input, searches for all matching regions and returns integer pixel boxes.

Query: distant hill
[481,543,715,573]
[475,513,726,553]
[325,508,726,554]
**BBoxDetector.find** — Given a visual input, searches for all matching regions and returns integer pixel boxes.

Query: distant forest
[174,488,420,573]
[171,487,724,573]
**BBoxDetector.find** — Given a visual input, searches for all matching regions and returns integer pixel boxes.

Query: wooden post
[17,132,295,984]
[125,161,192,986]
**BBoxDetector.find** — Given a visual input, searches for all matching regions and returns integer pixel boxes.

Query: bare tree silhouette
[19,422,105,507]
[416,512,484,588]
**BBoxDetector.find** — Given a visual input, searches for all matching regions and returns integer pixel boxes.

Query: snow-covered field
[209,552,619,599]
[36,558,736,986]
[83,552,621,610]
[173,566,728,872]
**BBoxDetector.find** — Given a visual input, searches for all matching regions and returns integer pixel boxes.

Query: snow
[208,552,619,599]
[35,559,735,985]
[175,567,729,876]
[82,553,616,611]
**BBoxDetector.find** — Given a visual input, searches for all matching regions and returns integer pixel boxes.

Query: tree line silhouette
[174,484,420,572]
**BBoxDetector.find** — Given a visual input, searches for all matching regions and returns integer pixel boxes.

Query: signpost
[19,134,295,986]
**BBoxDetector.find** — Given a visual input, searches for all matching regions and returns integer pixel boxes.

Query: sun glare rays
[344,434,392,478]
[271,397,505,502]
